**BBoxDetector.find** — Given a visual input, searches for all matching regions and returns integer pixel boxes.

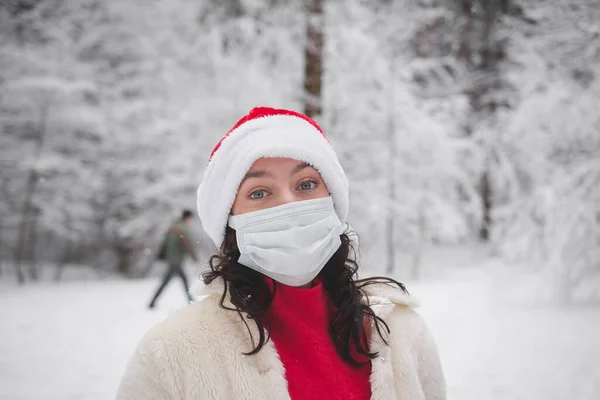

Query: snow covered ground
[1,259,599,400]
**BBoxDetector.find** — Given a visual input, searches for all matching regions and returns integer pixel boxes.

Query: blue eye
[249,189,268,200]
[299,180,317,191]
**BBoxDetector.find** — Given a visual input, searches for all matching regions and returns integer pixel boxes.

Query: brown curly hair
[202,227,407,365]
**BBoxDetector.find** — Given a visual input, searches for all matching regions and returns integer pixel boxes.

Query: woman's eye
[299,180,317,191]
[249,189,268,200]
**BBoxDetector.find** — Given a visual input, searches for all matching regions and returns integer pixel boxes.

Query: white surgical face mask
[227,197,343,287]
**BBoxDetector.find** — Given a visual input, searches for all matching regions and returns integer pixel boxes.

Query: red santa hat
[197,107,349,247]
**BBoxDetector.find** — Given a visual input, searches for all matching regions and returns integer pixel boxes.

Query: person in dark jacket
[148,210,198,308]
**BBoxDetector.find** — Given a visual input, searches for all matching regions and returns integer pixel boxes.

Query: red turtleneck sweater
[264,279,372,400]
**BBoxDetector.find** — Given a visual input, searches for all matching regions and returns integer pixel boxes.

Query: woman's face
[231,157,330,216]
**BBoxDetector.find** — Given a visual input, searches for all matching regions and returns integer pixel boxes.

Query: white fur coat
[116,280,446,400]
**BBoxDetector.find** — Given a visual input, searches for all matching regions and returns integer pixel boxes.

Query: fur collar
[189,277,419,319]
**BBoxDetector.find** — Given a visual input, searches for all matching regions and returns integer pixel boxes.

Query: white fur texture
[116,280,445,400]
[196,114,349,247]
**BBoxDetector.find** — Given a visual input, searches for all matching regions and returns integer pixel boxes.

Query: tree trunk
[115,240,136,277]
[1,169,18,280]
[14,101,50,283]
[412,191,428,281]
[54,239,72,282]
[459,0,503,241]
[303,0,324,119]
[0,221,3,277]
[28,206,40,280]
[54,214,73,282]
[385,55,397,275]
[478,169,492,240]
[14,168,37,284]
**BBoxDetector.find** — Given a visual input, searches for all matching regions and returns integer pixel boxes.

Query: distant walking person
[148,210,197,308]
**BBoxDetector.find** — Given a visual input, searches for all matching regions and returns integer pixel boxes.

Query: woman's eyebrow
[291,162,312,175]
[240,170,274,185]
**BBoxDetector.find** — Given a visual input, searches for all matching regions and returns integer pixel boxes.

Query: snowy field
[1,257,599,400]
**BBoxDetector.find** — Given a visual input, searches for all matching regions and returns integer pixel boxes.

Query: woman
[116,107,446,400]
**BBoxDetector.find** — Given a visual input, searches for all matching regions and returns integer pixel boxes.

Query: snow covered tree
[490,0,600,303]
[2,0,596,291]
[303,0,324,119]
[0,0,105,281]
[2,0,309,278]
[323,1,481,277]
